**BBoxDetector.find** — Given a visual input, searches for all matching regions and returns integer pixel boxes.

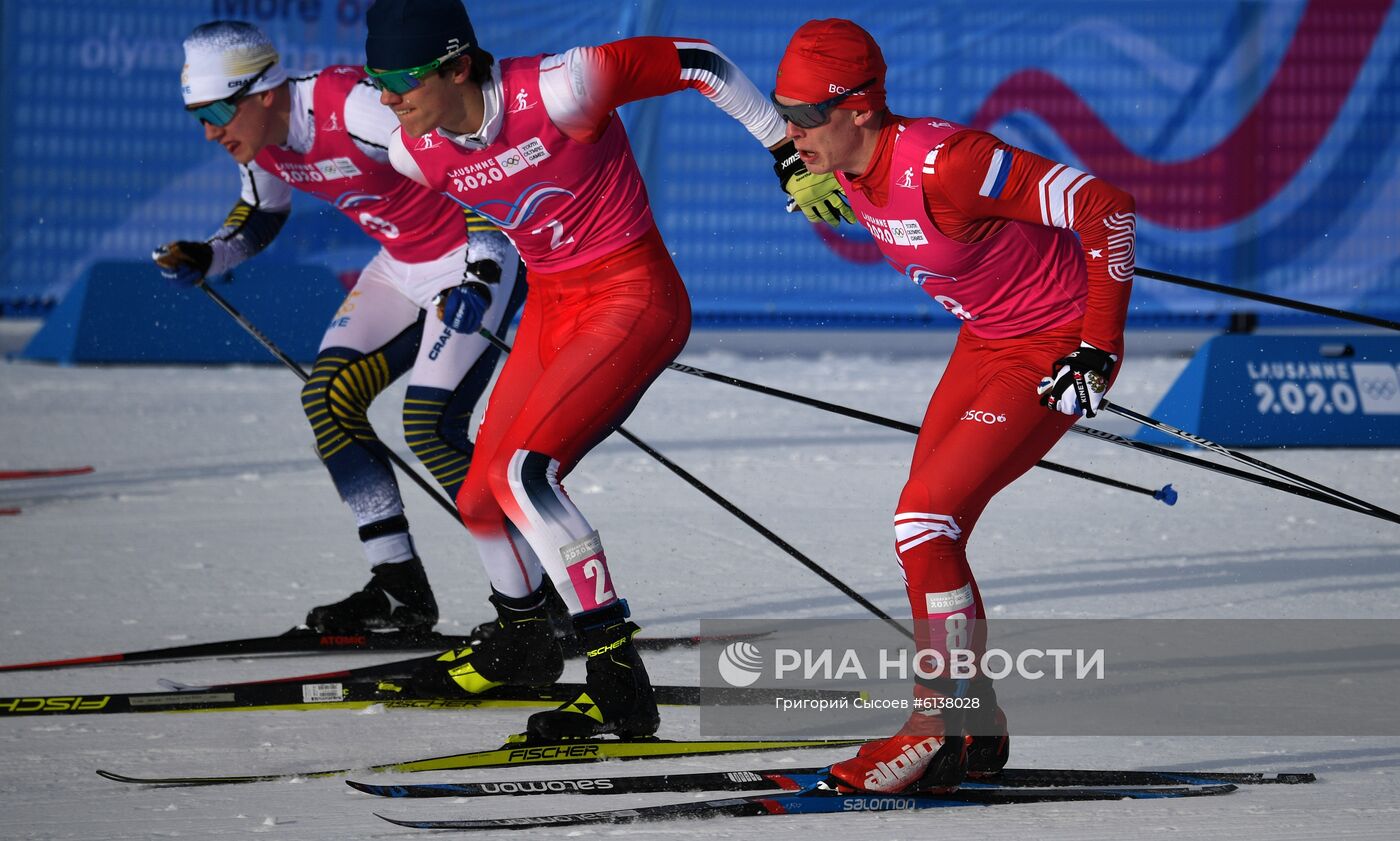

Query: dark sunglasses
[187,63,274,127]
[770,78,877,128]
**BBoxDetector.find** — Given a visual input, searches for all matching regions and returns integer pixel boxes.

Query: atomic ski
[0,628,760,673]
[95,737,867,786]
[0,629,471,673]
[374,783,1239,829]
[0,466,94,480]
[346,763,1313,798]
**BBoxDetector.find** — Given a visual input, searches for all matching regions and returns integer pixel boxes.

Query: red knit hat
[775,19,886,112]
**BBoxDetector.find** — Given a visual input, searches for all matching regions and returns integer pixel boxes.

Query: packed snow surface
[3,331,1398,839]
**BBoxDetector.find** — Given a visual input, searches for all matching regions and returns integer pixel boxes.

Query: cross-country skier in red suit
[772,19,1136,793]
[362,0,846,740]
[154,21,529,637]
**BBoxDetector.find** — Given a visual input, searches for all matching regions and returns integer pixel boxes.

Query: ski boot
[525,601,660,741]
[467,577,574,647]
[410,586,565,696]
[965,677,1010,776]
[304,556,438,633]
[827,684,969,794]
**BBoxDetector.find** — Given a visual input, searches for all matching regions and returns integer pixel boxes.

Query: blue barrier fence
[2,0,1397,328]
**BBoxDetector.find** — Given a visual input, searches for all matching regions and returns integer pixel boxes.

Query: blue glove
[1037,342,1118,418]
[435,283,491,334]
[152,242,213,287]
[434,260,501,335]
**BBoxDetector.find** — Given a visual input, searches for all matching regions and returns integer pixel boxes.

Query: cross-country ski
[1,670,856,717]
[0,628,763,673]
[95,738,867,786]
[346,763,1315,798]
[373,783,1241,830]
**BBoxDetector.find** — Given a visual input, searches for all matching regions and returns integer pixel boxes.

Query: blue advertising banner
[21,260,344,364]
[1142,334,1400,447]
[2,0,1397,328]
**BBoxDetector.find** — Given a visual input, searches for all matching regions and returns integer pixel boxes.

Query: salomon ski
[347,763,1313,798]
[373,783,1239,829]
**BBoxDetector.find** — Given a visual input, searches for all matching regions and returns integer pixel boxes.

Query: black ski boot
[304,557,438,633]
[965,677,1010,776]
[410,586,564,696]
[467,577,574,646]
[525,602,659,741]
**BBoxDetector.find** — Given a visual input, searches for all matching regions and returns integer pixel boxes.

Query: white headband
[181,21,288,105]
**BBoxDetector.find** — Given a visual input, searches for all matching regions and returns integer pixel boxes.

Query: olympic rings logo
[1361,380,1398,399]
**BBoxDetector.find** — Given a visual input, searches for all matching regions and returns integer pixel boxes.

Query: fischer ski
[0,466,94,480]
[95,737,867,787]
[346,763,1314,798]
[373,783,1239,829]
[0,629,763,673]
[2,672,856,717]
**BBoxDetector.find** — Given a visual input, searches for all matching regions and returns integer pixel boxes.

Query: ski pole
[666,359,1399,524]
[196,280,467,526]
[664,361,1176,505]
[472,329,911,638]
[614,427,911,640]
[1068,424,1390,521]
[1137,267,1400,333]
[1100,400,1400,525]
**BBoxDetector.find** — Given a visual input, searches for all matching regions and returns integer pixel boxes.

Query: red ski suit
[392,38,785,613]
[837,117,1135,666]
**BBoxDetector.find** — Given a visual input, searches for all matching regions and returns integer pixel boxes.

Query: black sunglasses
[187,63,274,127]
[770,78,877,128]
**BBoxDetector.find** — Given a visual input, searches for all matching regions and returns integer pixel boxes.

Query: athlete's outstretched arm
[537,37,847,223]
[538,37,785,148]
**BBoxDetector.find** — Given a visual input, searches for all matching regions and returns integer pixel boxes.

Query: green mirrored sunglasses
[364,46,468,95]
